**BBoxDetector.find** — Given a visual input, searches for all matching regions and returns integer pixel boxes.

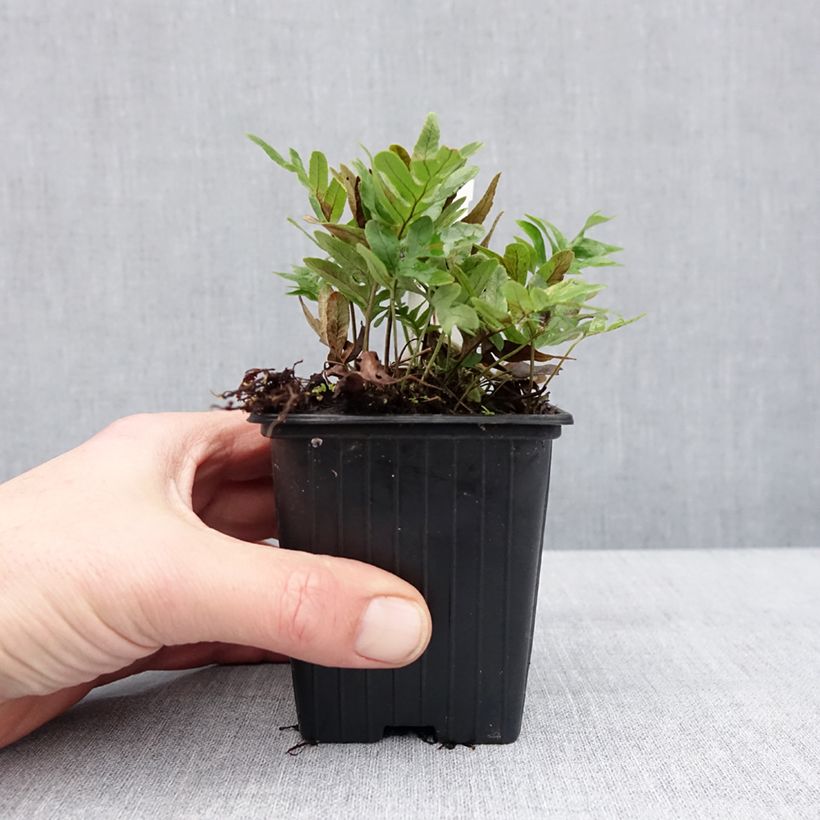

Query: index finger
[92,410,272,484]
[171,410,273,483]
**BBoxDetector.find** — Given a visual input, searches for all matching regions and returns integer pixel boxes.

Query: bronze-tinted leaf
[352,177,365,227]
[322,222,366,244]
[389,143,412,168]
[324,292,350,359]
[480,210,504,247]
[334,163,356,190]
[484,339,557,364]
[463,172,501,225]
[299,297,323,340]
[319,178,346,223]
[341,324,366,363]
[335,164,366,228]
[547,249,575,285]
[358,350,398,385]
[503,361,560,380]
[317,287,331,338]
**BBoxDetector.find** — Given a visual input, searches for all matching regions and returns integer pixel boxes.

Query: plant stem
[543,338,583,389]
[400,321,412,365]
[384,312,392,365]
[455,373,481,409]
[409,295,434,368]
[528,347,535,391]
[362,283,378,352]
[393,301,400,364]
[421,332,445,383]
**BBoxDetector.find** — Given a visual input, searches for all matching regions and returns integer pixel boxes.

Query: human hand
[0,412,432,748]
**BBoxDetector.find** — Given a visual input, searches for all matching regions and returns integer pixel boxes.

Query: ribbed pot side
[254,413,571,745]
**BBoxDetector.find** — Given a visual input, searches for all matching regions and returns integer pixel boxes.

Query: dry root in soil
[219,352,561,422]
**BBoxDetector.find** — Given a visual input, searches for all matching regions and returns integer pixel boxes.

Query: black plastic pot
[252,412,572,745]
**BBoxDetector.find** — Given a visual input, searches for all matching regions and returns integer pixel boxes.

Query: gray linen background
[1,0,819,550]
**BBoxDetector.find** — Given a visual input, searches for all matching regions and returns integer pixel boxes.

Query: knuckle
[279,563,337,647]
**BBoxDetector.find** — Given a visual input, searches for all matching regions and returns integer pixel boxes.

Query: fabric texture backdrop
[1,0,818,549]
[1,548,818,818]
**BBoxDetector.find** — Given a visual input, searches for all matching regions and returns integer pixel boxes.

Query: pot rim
[248,409,573,426]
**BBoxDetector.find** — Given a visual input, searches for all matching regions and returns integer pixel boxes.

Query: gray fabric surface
[1,547,817,818]
[2,0,820,550]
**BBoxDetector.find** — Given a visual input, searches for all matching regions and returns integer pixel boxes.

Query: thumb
[144,521,432,669]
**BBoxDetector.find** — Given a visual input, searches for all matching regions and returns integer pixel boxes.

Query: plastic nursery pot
[251,411,573,745]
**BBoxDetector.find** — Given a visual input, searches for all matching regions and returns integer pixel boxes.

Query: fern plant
[235,114,638,416]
